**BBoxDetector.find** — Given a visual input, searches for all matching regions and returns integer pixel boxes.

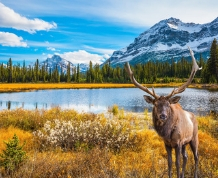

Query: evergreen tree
[60,65,65,82]
[72,67,76,82]
[7,58,13,83]
[76,64,80,83]
[208,39,217,81]
[41,63,46,82]
[171,58,176,77]
[35,59,39,82]
[22,61,26,82]
[67,62,71,83]
[0,63,5,82]
[202,39,218,83]
[0,134,27,174]
[86,61,94,83]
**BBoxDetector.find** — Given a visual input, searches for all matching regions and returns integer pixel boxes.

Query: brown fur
[146,96,198,178]
[125,51,201,177]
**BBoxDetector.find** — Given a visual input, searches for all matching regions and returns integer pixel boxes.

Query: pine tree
[86,61,94,83]
[202,39,218,83]
[215,40,218,81]
[7,58,13,83]
[76,64,80,83]
[209,39,217,80]
[72,67,76,82]
[0,63,5,82]
[41,63,46,82]
[22,60,26,82]
[0,134,27,174]
[67,62,71,83]
[60,65,65,82]
[35,59,39,82]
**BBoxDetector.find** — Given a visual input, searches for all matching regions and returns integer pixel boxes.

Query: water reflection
[208,92,218,114]
[0,88,217,115]
[2,101,50,110]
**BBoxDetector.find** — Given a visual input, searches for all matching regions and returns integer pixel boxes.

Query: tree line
[1,39,218,84]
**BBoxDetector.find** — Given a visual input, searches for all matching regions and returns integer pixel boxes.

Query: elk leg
[190,140,198,178]
[165,144,172,178]
[175,145,181,178]
[181,145,188,178]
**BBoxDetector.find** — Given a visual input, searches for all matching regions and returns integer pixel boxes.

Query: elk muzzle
[160,113,167,120]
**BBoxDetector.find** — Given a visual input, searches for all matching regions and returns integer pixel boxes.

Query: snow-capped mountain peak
[41,55,88,73]
[107,17,218,66]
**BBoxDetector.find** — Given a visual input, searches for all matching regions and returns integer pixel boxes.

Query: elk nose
[160,114,167,120]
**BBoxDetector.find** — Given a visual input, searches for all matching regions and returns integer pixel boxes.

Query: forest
[1,39,218,84]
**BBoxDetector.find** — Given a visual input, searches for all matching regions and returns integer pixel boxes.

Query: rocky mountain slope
[108,17,218,66]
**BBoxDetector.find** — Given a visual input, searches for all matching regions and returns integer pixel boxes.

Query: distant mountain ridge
[40,55,88,73]
[107,17,218,66]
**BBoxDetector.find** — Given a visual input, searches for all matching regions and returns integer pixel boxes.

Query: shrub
[34,118,137,152]
[111,104,119,116]
[0,134,27,175]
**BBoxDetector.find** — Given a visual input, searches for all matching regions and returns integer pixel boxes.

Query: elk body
[125,47,201,178]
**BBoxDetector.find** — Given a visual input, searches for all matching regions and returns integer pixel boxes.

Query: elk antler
[125,62,160,99]
[165,47,202,98]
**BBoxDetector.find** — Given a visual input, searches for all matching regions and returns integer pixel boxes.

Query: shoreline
[0,83,217,93]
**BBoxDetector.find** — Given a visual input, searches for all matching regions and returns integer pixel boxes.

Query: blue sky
[0,0,218,65]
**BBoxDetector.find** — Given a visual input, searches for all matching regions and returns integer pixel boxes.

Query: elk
[125,47,201,178]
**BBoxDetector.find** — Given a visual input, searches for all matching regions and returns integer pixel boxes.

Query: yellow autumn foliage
[0,83,214,93]
[0,108,217,177]
[0,126,33,152]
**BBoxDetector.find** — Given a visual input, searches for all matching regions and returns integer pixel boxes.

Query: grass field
[0,107,217,177]
[0,83,217,93]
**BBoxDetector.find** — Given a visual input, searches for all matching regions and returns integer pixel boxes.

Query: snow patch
[167,22,202,33]
[167,23,178,30]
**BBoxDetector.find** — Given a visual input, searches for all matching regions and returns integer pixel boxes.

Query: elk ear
[144,95,154,104]
[169,96,181,104]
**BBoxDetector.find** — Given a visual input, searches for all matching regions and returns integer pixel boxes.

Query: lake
[0,88,217,115]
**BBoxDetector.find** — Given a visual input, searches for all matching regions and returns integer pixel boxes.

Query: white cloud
[0,2,57,33]
[56,50,109,64]
[4,0,217,27]
[0,31,27,47]
[83,45,114,55]
[47,47,56,51]
[88,0,218,27]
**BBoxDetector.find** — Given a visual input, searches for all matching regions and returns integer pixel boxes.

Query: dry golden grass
[0,83,135,92]
[0,108,217,177]
[0,83,217,93]
[1,129,217,178]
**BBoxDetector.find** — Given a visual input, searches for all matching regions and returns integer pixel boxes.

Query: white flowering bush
[33,118,136,152]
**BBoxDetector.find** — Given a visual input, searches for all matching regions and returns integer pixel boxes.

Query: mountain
[40,55,88,73]
[108,17,218,66]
